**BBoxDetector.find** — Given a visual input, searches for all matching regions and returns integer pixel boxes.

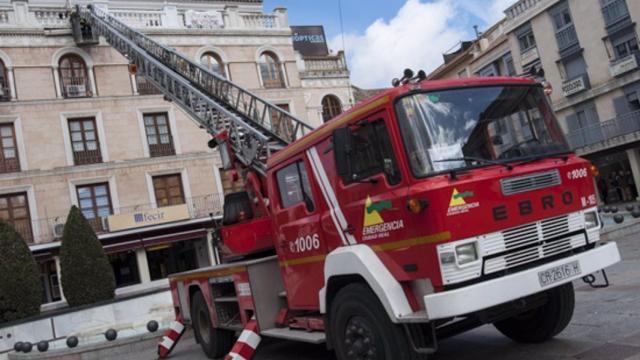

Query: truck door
[331,110,409,247]
[272,156,327,309]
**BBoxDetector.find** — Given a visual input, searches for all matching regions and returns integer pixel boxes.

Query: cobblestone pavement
[162,232,640,360]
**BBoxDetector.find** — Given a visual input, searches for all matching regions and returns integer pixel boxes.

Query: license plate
[538,261,581,288]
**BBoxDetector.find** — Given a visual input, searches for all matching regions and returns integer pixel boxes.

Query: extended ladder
[73,5,314,175]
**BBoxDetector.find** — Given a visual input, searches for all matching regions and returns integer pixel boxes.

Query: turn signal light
[407,198,427,214]
[590,164,600,177]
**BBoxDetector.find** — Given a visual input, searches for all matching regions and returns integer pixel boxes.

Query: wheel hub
[344,317,378,360]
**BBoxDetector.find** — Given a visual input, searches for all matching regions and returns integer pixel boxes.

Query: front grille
[500,170,561,196]
[484,234,585,274]
[482,213,586,275]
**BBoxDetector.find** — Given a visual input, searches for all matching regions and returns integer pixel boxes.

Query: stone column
[131,74,138,95]
[11,0,30,27]
[626,148,640,200]
[7,68,16,100]
[273,7,288,29]
[135,248,151,284]
[162,6,180,28]
[88,67,98,97]
[52,67,63,98]
[224,6,239,29]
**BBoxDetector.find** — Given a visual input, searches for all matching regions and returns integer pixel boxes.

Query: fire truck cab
[174,76,621,360]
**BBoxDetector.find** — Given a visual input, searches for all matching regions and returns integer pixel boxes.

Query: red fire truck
[169,76,621,359]
[74,7,621,360]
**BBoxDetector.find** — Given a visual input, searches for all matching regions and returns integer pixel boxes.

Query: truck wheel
[494,282,575,343]
[191,291,235,359]
[329,283,426,360]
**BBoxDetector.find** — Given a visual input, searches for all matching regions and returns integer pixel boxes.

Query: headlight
[584,211,599,230]
[439,252,455,265]
[455,243,478,265]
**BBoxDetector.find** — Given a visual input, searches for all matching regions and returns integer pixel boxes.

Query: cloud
[330,0,519,88]
[460,0,518,25]
[329,0,468,88]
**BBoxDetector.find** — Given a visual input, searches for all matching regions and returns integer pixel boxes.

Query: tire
[494,282,575,343]
[191,291,235,359]
[329,283,427,360]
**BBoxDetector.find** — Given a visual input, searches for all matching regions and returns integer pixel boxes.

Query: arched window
[200,52,226,78]
[322,95,343,122]
[0,60,9,101]
[59,54,90,98]
[259,52,285,89]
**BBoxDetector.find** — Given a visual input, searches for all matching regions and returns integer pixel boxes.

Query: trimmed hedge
[60,206,115,307]
[0,220,42,323]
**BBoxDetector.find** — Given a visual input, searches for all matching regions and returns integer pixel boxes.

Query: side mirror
[333,127,353,181]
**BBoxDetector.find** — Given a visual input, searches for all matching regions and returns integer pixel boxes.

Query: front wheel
[191,291,235,359]
[494,282,575,343]
[329,283,427,360]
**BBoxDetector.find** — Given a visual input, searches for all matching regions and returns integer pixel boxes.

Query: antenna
[338,0,355,106]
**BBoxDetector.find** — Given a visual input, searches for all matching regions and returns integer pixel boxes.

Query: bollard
[147,320,159,333]
[37,341,49,352]
[22,342,32,353]
[105,329,118,341]
[611,206,619,214]
[632,209,640,218]
[626,204,635,212]
[614,214,624,224]
[67,336,79,348]
[13,342,23,352]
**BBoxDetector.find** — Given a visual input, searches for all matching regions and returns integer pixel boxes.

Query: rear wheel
[494,282,575,343]
[329,283,427,360]
[191,291,235,359]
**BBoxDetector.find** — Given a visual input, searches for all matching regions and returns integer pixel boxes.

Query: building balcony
[520,46,540,67]
[0,4,289,32]
[299,52,349,79]
[610,52,640,78]
[561,73,590,97]
[555,25,579,52]
[602,0,630,29]
[566,110,640,151]
[25,194,223,246]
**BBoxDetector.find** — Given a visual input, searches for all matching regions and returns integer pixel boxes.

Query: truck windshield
[395,85,569,177]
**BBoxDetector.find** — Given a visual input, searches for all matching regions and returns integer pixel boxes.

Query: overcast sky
[263,0,517,88]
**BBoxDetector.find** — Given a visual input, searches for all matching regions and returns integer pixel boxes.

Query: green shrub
[0,220,42,323]
[60,206,115,307]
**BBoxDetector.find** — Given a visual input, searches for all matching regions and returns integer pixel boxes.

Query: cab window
[276,161,315,211]
[349,119,401,185]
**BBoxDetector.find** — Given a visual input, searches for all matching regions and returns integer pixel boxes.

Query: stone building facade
[429,0,640,204]
[0,0,352,308]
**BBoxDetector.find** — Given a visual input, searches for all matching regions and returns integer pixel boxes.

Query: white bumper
[423,242,620,320]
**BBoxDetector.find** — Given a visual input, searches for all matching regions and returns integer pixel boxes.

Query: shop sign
[108,204,191,232]
[610,55,639,77]
[562,76,587,97]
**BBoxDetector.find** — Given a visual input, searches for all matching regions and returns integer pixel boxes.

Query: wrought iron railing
[566,109,640,149]
[602,0,630,27]
[25,194,223,245]
[555,25,578,51]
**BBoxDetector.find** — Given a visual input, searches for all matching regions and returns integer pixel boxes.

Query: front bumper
[423,242,620,320]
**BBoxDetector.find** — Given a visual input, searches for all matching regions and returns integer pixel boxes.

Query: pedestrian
[614,171,624,203]
[597,176,608,204]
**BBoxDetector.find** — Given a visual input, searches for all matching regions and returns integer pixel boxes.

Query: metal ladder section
[76,6,314,175]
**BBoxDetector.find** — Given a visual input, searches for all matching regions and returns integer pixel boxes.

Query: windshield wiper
[513,152,571,167]
[435,156,514,170]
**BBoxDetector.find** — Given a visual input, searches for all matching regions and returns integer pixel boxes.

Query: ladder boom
[75,5,315,174]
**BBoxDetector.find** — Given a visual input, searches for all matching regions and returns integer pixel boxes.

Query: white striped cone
[158,318,186,358]
[225,317,261,360]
